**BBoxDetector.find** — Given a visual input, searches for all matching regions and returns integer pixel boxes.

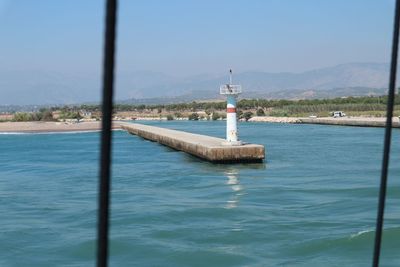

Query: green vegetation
[12,109,55,122]
[236,96,400,117]
[174,112,182,118]
[188,112,199,120]
[256,108,265,116]
[241,111,254,121]
[108,96,400,117]
[13,112,32,122]
[9,95,398,121]
[212,112,221,121]
[59,110,82,120]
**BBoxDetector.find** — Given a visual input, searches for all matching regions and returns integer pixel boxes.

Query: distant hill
[0,62,391,105]
[119,87,387,105]
[246,86,387,100]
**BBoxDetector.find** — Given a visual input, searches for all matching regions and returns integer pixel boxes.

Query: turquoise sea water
[0,121,399,266]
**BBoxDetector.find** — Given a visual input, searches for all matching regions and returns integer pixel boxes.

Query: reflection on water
[224,167,243,209]
[197,163,266,210]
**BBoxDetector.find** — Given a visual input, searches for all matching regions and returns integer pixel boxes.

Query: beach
[0,121,122,133]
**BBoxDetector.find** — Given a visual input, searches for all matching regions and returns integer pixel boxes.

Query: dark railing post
[372,0,400,266]
[97,0,118,267]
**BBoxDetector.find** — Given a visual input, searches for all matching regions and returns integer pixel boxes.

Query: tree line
[5,95,400,122]
[78,95,399,114]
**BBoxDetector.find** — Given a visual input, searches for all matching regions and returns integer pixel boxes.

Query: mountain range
[0,62,390,105]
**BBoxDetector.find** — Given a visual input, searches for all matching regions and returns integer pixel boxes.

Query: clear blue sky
[0,0,395,76]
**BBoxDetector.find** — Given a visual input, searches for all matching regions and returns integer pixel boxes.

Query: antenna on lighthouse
[220,69,243,146]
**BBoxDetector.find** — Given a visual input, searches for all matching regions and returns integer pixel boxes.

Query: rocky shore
[299,116,400,128]
[248,116,302,123]
[248,116,400,128]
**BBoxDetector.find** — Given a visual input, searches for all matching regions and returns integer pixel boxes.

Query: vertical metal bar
[372,0,400,266]
[97,0,117,267]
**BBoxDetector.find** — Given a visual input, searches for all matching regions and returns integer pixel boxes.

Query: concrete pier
[299,117,400,128]
[120,123,265,163]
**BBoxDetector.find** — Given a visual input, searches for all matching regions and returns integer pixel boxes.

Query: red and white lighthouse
[220,69,242,146]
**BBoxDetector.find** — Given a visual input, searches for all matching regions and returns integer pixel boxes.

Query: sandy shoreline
[0,121,122,133]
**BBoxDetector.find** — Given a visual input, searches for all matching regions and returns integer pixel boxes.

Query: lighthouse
[220,69,242,146]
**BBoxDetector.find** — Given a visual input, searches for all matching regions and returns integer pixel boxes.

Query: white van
[332,111,346,118]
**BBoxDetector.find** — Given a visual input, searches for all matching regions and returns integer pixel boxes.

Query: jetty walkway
[120,122,265,163]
